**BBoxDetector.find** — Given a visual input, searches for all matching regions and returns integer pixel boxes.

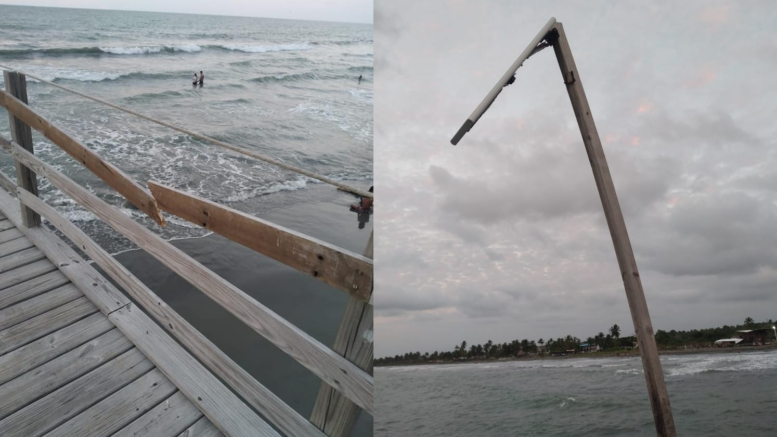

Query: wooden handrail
[0,89,165,226]
[148,181,373,302]
[11,182,327,437]
[0,137,374,414]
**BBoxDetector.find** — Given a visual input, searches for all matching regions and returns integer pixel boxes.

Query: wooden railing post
[3,71,40,227]
[310,230,373,437]
[550,24,676,436]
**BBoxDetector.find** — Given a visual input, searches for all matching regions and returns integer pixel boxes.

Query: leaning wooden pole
[310,231,373,437]
[3,71,39,228]
[549,23,676,436]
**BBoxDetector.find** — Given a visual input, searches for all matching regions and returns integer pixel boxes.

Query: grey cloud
[375,0,777,357]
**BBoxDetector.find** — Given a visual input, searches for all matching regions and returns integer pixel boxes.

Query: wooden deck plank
[0,247,45,274]
[0,228,24,245]
[43,368,177,437]
[0,329,132,420]
[112,391,203,437]
[0,259,57,291]
[0,270,70,311]
[109,304,280,437]
[0,236,34,258]
[0,348,154,437]
[0,312,112,384]
[0,219,15,231]
[177,417,225,437]
[0,284,81,330]
[0,296,97,355]
[14,181,326,437]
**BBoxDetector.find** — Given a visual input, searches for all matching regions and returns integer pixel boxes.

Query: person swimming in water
[192,73,198,85]
[199,71,204,86]
[350,186,373,212]
[358,74,363,84]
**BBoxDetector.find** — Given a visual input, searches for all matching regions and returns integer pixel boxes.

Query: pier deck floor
[0,212,224,437]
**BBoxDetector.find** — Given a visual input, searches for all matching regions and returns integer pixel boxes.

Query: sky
[0,0,373,23]
[374,0,777,357]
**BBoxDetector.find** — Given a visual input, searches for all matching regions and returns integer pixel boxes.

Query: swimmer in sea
[199,71,204,85]
[192,73,198,85]
[358,74,363,84]
[351,186,373,212]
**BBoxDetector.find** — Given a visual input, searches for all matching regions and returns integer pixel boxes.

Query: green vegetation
[375,317,777,367]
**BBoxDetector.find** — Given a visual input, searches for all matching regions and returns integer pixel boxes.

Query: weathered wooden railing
[0,70,373,437]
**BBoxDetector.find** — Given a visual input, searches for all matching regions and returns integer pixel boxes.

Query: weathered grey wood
[0,329,132,420]
[178,417,225,437]
[311,231,374,436]
[0,168,17,196]
[3,72,40,228]
[0,228,24,245]
[0,283,81,330]
[3,144,374,414]
[113,391,203,437]
[109,304,280,437]
[0,219,15,231]
[0,92,165,226]
[0,247,45,274]
[0,259,57,291]
[43,368,177,437]
[0,312,111,384]
[549,23,676,437]
[0,348,153,437]
[0,270,69,310]
[149,181,373,301]
[14,188,326,437]
[0,188,129,314]
[0,296,96,355]
[0,236,35,259]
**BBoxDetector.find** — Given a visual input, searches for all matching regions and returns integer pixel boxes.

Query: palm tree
[610,324,621,340]
[744,317,755,327]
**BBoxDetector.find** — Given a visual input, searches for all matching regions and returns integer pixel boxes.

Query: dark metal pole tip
[451,119,474,145]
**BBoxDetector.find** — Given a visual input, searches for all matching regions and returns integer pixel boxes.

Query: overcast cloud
[1,0,373,23]
[374,0,777,357]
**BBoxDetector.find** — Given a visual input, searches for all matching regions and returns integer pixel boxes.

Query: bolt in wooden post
[3,71,40,227]
[310,230,373,437]
[549,23,676,436]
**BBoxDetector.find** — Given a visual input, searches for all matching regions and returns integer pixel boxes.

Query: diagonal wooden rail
[147,181,373,302]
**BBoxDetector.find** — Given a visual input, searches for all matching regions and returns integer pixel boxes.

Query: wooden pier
[0,70,373,437]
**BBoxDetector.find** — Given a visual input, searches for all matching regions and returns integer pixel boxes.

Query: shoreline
[376,344,777,368]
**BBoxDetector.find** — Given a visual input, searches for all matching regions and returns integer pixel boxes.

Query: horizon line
[0,2,374,26]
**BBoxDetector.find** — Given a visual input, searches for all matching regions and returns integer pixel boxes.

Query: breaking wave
[213,43,311,53]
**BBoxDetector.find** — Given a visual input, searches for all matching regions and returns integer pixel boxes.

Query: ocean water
[0,4,372,253]
[376,349,777,436]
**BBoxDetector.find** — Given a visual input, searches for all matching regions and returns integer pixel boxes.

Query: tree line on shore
[375,317,776,367]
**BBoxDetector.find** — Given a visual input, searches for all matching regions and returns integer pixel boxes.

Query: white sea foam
[98,44,202,54]
[219,43,311,53]
[100,46,163,55]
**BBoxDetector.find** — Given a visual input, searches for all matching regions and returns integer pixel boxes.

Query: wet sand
[106,184,373,436]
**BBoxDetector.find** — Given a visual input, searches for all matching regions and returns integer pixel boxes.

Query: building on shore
[580,343,600,353]
[736,329,771,345]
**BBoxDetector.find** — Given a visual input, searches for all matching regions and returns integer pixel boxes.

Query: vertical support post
[310,230,373,437]
[4,71,40,227]
[549,24,676,437]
